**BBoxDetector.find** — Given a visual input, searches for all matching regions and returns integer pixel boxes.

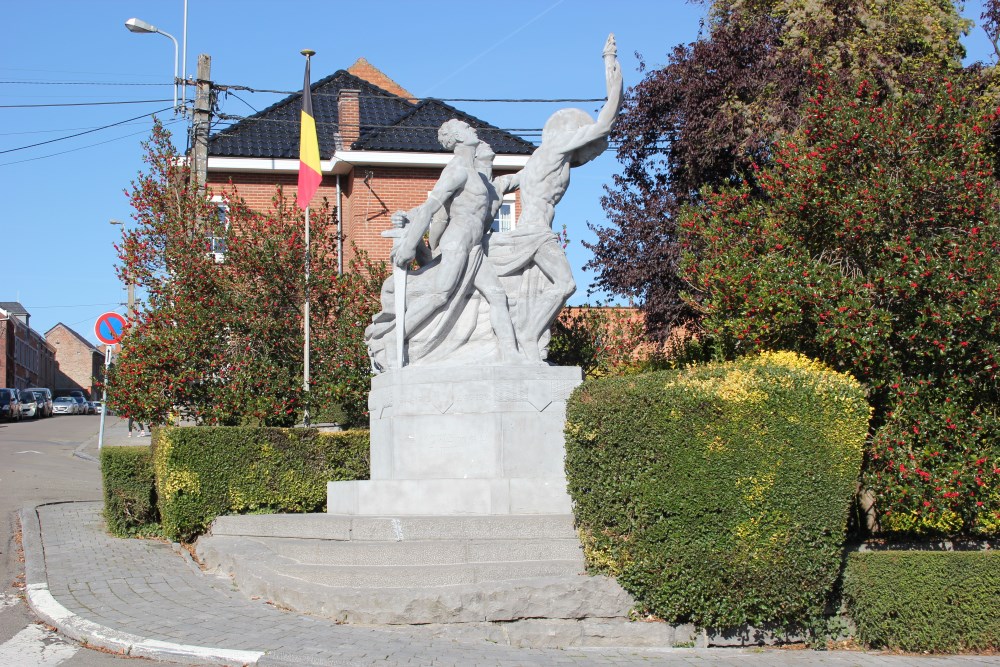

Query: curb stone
[19,502,264,666]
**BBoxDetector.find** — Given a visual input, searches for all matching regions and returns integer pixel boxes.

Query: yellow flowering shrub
[565,351,870,630]
[152,426,369,541]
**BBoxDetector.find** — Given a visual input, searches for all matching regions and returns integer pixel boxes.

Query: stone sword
[383,213,409,368]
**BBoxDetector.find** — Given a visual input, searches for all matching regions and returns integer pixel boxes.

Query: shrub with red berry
[678,70,1000,537]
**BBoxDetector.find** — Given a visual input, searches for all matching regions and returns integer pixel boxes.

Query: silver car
[52,396,78,415]
[24,387,52,417]
[20,391,38,418]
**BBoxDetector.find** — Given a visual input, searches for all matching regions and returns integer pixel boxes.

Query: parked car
[20,391,38,419]
[0,388,21,421]
[72,396,89,414]
[93,401,104,415]
[24,387,52,417]
[53,396,78,415]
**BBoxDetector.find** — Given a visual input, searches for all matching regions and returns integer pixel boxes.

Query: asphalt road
[0,414,175,665]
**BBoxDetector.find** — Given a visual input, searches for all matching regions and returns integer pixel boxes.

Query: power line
[0,107,173,154]
[25,302,122,309]
[0,80,171,86]
[0,119,184,167]
[0,122,156,136]
[212,82,604,104]
[0,99,174,109]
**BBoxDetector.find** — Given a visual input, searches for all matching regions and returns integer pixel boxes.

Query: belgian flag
[296,52,322,210]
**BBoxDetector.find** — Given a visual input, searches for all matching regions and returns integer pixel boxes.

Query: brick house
[45,323,103,400]
[206,58,535,266]
[0,302,55,390]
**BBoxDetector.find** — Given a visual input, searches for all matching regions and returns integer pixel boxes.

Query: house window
[207,197,228,263]
[490,197,516,234]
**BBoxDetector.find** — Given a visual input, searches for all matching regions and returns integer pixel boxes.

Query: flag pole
[298,47,318,427]
[304,203,311,426]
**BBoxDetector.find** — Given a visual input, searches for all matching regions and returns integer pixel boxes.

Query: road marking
[0,624,79,666]
[16,450,43,455]
[0,592,20,610]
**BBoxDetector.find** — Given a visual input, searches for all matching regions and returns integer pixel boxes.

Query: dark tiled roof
[0,301,28,315]
[354,99,535,155]
[209,70,535,158]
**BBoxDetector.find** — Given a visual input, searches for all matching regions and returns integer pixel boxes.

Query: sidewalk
[36,433,1000,665]
[74,415,152,463]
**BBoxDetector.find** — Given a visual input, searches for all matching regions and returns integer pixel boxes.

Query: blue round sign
[95,312,127,345]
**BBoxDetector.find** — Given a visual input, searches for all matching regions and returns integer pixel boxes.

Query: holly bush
[678,70,1000,537]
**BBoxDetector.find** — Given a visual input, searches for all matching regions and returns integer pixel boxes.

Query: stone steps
[209,512,578,541]
[200,535,585,586]
[247,535,586,568]
[195,512,636,626]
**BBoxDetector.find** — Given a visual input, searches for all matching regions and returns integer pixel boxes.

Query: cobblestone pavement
[21,501,1000,666]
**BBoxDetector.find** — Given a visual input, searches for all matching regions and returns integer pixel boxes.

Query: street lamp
[124,17,180,114]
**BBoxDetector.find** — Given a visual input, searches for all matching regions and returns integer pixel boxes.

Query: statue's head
[438,119,477,150]
[542,108,606,166]
[474,142,496,175]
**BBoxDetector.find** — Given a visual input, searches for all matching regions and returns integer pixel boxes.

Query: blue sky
[1,1,994,346]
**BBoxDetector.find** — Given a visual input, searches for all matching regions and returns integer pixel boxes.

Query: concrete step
[199,535,584,586]
[252,535,585,567]
[209,512,578,541]
[196,512,636,626]
[207,542,633,625]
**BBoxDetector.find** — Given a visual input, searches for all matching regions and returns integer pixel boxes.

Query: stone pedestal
[327,365,583,516]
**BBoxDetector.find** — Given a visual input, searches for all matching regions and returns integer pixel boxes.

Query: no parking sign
[94,312,127,345]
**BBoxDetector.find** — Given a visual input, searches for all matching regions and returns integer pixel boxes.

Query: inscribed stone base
[327,365,583,516]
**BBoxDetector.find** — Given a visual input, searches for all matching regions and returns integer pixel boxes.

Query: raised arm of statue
[552,33,623,156]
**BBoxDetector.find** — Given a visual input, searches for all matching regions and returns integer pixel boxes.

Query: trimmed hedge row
[844,550,1000,652]
[101,445,160,537]
[565,351,870,630]
[151,427,369,541]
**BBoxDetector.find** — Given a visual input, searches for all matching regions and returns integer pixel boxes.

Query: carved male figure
[488,34,623,361]
[388,119,519,362]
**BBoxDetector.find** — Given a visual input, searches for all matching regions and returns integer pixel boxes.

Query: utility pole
[191,53,212,193]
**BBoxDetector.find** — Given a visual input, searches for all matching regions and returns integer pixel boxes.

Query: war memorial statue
[365,34,623,370]
[331,35,624,518]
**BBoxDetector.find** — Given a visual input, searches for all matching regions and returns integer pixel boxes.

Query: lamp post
[124,17,181,114]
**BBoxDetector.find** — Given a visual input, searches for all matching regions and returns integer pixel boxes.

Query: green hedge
[844,550,1000,652]
[565,351,870,630]
[152,427,369,542]
[101,445,160,537]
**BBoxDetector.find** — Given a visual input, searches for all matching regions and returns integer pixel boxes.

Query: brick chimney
[337,89,360,150]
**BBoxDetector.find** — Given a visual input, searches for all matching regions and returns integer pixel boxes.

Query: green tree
[588,0,971,337]
[677,72,1000,536]
[107,121,387,427]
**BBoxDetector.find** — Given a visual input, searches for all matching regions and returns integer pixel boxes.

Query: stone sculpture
[365,34,623,370]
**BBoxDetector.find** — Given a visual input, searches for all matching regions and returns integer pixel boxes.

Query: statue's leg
[472,264,521,362]
[404,250,466,337]
[526,242,576,356]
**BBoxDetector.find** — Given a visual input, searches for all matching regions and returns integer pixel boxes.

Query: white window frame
[490,195,516,234]
[207,196,229,263]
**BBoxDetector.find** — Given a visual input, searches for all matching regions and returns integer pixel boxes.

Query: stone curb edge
[19,502,264,667]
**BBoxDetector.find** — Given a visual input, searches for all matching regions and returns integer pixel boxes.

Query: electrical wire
[0,80,171,86]
[0,118,184,167]
[0,99,174,109]
[25,302,122,309]
[0,107,173,154]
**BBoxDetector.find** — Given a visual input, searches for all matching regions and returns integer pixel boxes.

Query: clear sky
[1,1,994,346]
